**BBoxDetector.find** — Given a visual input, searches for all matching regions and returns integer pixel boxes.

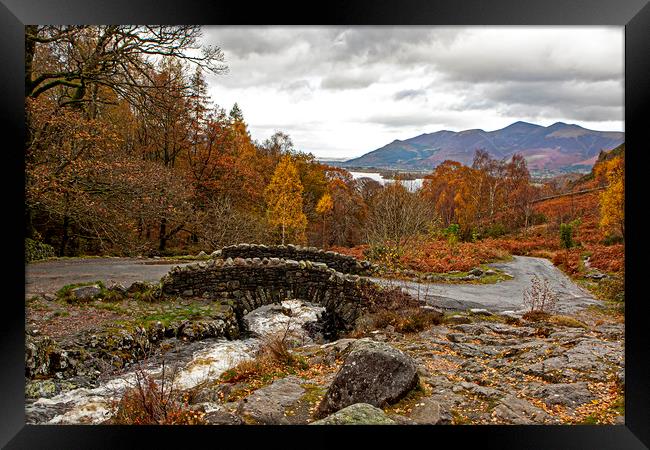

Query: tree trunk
[281,223,285,245]
[159,217,167,251]
[60,215,70,256]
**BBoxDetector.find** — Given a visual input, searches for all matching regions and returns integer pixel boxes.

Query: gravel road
[369,255,601,314]
[25,258,193,297]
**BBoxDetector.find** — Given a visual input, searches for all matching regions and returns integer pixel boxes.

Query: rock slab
[311,403,396,425]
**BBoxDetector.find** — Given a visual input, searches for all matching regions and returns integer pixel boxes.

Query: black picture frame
[1,0,648,448]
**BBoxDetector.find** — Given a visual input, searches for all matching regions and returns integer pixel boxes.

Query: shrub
[443,223,460,246]
[354,285,442,334]
[483,223,506,239]
[559,223,574,249]
[522,275,559,314]
[594,274,625,303]
[111,363,205,425]
[220,325,308,384]
[25,238,55,262]
[364,245,403,268]
[602,234,624,246]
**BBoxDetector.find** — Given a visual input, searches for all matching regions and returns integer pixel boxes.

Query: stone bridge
[212,244,373,275]
[161,257,381,333]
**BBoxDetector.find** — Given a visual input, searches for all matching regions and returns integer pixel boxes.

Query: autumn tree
[265,156,308,245]
[421,160,471,227]
[25,25,227,245]
[316,193,334,248]
[598,155,624,239]
[323,174,367,247]
[365,181,434,252]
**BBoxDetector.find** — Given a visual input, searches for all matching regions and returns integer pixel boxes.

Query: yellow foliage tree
[316,192,334,248]
[265,156,307,244]
[599,156,624,238]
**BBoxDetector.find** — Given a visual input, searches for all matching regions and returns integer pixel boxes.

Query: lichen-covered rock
[70,285,101,301]
[310,403,396,425]
[25,335,77,378]
[237,376,305,424]
[316,340,418,417]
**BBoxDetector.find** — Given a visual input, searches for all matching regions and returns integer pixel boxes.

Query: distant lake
[350,172,424,192]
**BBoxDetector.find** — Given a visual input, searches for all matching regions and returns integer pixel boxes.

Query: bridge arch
[161,257,379,333]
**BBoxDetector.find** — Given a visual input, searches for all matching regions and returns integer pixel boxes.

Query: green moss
[579,415,599,425]
[451,410,473,425]
[300,383,326,405]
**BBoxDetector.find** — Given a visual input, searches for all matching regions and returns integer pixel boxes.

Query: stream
[26,299,325,425]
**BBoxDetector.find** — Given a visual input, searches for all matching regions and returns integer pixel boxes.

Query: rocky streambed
[26,299,325,424]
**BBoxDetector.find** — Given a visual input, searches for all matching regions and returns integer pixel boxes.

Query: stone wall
[213,244,373,275]
[161,257,380,331]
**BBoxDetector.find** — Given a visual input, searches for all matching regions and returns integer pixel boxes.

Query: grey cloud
[488,81,623,108]
[448,79,623,123]
[364,112,448,128]
[279,79,313,92]
[393,89,427,101]
[320,72,379,90]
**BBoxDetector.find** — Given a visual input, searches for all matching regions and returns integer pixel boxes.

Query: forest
[25,25,624,288]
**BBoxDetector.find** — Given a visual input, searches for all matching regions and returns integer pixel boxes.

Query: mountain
[343,121,624,171]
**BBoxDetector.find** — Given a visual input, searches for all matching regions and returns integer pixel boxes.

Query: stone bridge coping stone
[208,243,373,266]
[169,257,366,283]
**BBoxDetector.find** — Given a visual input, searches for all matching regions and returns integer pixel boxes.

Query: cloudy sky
[200,26,623,159]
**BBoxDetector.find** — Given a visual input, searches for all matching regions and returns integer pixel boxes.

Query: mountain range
[342,121,624,171]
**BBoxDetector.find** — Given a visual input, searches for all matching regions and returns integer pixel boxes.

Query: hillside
[344,121,624,171]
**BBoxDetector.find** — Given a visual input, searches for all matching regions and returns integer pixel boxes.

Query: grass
[438,265,513,285]
[135,303,223,328]
[165,254,211,261]
[548,315,588,328]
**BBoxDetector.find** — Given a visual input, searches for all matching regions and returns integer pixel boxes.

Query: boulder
[106,282,127,294]
[70,284,101,301]
[469,268,484,276]
[316,340,418,417]
[310,403,396,425]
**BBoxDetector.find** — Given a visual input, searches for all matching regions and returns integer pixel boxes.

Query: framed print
[1,0,648,448]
